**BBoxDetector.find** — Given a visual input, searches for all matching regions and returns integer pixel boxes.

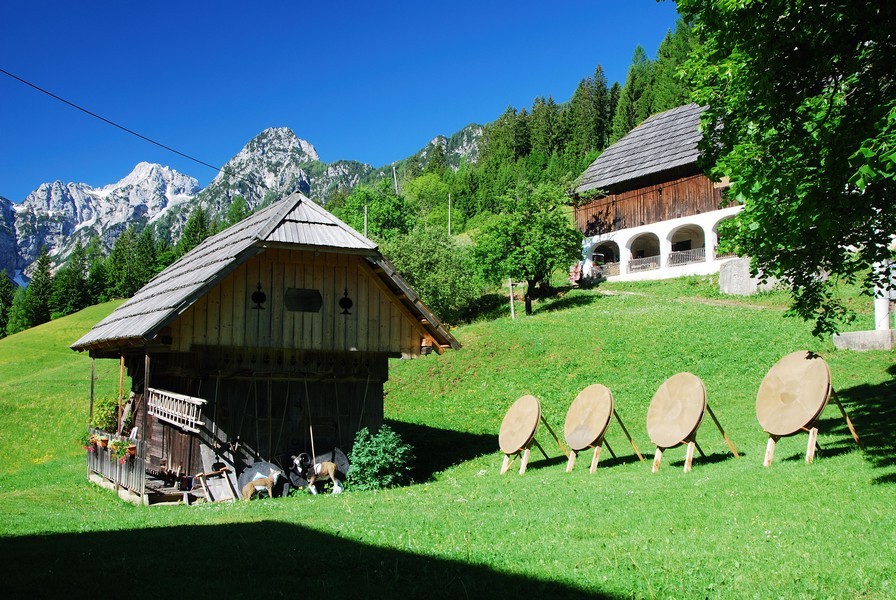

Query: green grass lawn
[0,280,893,599]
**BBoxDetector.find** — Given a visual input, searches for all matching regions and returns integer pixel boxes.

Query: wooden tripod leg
[540,416,570,458]
[533,438,549,460]
[566,450,577,473]
[684,441,696,473]
[763,436,778,467]
[501,454,512,475]
[604,438,617,459]
[706,403,740,458]
[806,427,819,464]
[831,391,863,450]
[519,447,531,474]
[694,440,706,458]
[590,444,603,473]
[652,447,663,473]
[613,409,644,461]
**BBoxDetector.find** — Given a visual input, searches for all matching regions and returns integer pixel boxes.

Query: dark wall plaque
[284,288,323,312]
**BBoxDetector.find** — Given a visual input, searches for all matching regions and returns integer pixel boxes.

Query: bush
[347,425,414,491]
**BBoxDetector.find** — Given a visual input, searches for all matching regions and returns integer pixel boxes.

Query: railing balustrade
[86,428,146,496]
[667,247,706,266]
[628,255,661,272]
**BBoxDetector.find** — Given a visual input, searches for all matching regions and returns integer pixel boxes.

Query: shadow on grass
[385,420,496,483]
[0,521,616,599]
[536,292,603,314]
[669,450,742,469]
[786,373,896,484]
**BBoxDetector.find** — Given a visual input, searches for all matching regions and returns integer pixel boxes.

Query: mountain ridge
[0,123,482,280]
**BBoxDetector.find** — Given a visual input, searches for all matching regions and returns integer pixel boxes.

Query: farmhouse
[573,103,742,281]
[71,192,459,503]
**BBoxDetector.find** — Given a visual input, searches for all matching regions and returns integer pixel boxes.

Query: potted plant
[95,434,109,448]
[109,439,131,464]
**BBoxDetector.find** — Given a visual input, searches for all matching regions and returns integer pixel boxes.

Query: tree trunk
[524,279,535,315]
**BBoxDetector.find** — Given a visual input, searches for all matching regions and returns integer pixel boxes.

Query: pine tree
[0,269,15,338]
[529,97,561,158]
[175,206,210,258]
[225,196,250,227]
[51,241,89,317]
[87,257,109,305]
[24,249,53,327]
[5,287,28,336]
[133,226,158,289]
[107,226,141,298]
[424,142,447,176]
[610,46,655,143]
[651,20,696,113]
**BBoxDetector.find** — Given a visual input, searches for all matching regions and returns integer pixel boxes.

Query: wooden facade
[574,169,725,237]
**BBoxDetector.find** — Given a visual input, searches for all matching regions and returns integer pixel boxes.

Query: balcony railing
[628,255,661,272]
[667,247,706,267]
[87,428,146,496]
[147,388,207,433]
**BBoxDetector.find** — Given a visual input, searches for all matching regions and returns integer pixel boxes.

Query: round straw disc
[564,384,614,451]
[646,372,707,449]
[756,350,831,437]
[499,395,541,454]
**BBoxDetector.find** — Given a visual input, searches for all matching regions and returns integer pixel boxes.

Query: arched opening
[628,233,660,272]
[589,241,621,277]
[667,224,706,266]
[712,216,739,260]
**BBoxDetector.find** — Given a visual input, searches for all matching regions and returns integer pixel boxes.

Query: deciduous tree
[680,0,896,334]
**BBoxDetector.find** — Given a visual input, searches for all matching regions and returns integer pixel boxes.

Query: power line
[0,67,265,189]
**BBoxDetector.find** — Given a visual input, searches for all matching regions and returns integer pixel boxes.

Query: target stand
[756,350,862,466]
[646,372,740,473]
[564,384,644,473]
[499,395,568,474]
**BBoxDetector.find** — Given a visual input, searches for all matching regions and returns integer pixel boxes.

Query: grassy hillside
[0,281,893,598]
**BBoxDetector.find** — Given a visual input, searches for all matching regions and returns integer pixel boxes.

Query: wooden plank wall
[169,250,425,356]
[575,173,724,236]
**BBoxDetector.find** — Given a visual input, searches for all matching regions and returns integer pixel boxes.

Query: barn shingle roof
[575,103,705,194]
[71,192,459,352]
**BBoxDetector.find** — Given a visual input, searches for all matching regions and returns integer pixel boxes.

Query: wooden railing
[147,388,207,433]
[667,247,706,267]
[628,255,661,272]
[87,428,146,496]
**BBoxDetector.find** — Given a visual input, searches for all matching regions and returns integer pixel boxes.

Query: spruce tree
[225,196,250,227]
[51,241,89,317]
[0,268,15,338]
[24,249,53,327]
[175,206,210,258]
[6,287,28,335]
[610,46,655,143]
[133,226,158,289]
[107,226,138,298]
[651,20,697,113]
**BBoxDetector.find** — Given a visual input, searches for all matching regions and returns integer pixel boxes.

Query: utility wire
[0,67,266,189]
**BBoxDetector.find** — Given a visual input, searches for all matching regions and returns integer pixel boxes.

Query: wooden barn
[72,192,460,503]
[573,104,740,280]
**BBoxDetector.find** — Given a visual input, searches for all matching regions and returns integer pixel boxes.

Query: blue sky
[0,1,681,202]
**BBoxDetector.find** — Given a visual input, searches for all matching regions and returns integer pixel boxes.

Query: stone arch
[590,241,620,264]
[627,233,661,272]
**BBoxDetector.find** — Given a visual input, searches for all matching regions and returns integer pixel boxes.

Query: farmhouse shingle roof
[71,192,459,352]
[575,103,705,194]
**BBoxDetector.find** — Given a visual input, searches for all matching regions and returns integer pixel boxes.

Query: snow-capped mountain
[12,163,199,275]
[0,124,482,279]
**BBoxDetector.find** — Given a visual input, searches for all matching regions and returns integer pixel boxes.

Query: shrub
[347,425,414,491]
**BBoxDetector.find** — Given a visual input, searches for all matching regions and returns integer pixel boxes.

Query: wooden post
[566,450,577,473]
[684,441,696,473]
[652,448,663,473]
[141,352,151,504]
[590,445,603,474]
[89,357,95,425]
[604,439,617,460]
[764,436,777,467]
[509,278,515,320]
[519,447,531,474]
[806,427,819,463]
[500,454,512,475]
